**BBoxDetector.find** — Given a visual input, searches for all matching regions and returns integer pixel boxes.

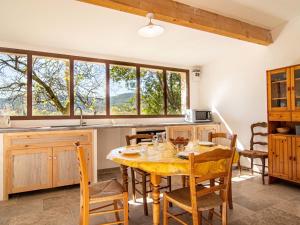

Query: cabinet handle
[48,156,52,160]
[53,156,57,160]
[294,157,297,161]
[289,156,293,160]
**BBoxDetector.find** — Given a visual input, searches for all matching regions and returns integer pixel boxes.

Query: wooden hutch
[267,65,300,184]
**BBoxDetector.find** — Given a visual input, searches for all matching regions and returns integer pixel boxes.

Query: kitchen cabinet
[194,124,219,141]
[7,148,53,194]
[268,135,291,180]
[291,137,300,181]
[4,130,93,196]
[167,125,194,140]
[52,145,92,187]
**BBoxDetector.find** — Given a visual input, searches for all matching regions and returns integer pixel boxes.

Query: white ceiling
[0,0,298,68]
[177,0,300,29]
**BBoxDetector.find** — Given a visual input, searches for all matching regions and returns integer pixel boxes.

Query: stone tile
[233,207,300,225]
[1,169,299,225]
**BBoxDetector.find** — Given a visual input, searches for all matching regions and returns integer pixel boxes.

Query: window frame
[0,47,190,120]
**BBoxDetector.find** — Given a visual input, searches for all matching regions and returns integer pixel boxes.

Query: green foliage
[167,72,183,115]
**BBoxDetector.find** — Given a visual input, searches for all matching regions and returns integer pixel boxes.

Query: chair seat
[240,150,268,158]
[89,179,123,199]
[166,185,223,211]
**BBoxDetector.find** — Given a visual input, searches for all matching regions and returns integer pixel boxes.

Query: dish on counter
[119,149,141,155]
[198,141,216,147]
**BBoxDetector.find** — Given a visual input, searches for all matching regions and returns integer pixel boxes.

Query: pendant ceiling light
[138,13,164,38]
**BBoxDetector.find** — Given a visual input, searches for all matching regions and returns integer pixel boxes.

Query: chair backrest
[125,134,154,146]
[208,132,237,150]
[250,122,268,150]
[188,148,235,209]
[75,142,89,225]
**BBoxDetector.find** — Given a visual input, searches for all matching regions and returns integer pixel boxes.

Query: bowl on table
[276,127,290,134]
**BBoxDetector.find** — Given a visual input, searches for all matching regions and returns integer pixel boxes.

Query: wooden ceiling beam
[79,0,273,45]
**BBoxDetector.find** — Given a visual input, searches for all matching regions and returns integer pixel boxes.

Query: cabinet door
[167,126,194,140]
[269,135,291,179]
[7,148,52,194]
[194,125,219,141]
[267,68,291,111]
[292,137,300,181]
[291,66,300,113]
[52,145,92,187]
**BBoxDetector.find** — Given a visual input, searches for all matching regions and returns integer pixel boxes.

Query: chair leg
[222,202,227,225]
[123,193,129,225]
[167,176,172,192]
[261,157,266,185]
[113,200,120,222]
[251,157,254,175]
[208,209,214,221]
[163,194,169,225]
[228,181,233,209]
[181,175,186,188]
[142,173,148,216]
[238,154,242,176]
[130,168,136,202]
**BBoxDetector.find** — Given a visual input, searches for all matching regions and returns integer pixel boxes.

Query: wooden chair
[208,132,237,210]
[163,148,235,225]
[126,134,172,216]
[75,142,128,225]
[238,122,268,184]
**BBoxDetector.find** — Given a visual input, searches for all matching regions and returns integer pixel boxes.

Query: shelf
[295,78,300,81]
[271,97,287,100]
[271,80,287,84]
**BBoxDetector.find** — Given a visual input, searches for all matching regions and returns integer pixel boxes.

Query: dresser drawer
[292,112,300,121]
[268,112,291,121]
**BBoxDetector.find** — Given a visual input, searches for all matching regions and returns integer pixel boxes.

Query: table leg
[151,174,161,225]
[121,165,128,192]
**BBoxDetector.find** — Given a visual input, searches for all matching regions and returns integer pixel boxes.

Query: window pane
[32,56,70,116]
[74,61,106,115]
[140,68,164,115]
[0,53,27,116]
[110,64,137,115]
[167,71,187,115]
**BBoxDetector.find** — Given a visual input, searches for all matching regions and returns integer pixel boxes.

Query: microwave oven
[185,110,212,123]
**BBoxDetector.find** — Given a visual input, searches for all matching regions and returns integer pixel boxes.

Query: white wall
[198,16,300,151]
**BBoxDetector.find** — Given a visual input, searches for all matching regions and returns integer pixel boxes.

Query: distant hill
[110,92,135,105]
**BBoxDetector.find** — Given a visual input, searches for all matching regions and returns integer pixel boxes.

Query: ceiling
[0,0,298,68]
[177,0,300,29]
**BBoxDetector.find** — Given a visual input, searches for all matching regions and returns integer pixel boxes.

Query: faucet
[76,106,86,126]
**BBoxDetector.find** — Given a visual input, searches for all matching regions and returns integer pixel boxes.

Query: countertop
[0,121,220,133]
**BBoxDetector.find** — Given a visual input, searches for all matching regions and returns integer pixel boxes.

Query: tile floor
[1,169,300,225]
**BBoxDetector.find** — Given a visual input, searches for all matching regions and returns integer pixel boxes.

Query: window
[0,52,27,116]
[140,68,164,115]
[167,71,187,115]
[0,48,189,119]
[74,61,106,115]
[32,56,70,116]
[110,64,137,115]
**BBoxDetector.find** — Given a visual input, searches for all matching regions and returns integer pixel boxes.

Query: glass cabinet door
[268,68,290,111]
[291,66,300,110]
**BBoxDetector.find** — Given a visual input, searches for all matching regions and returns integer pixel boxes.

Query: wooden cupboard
[267,64,300,184]
[267,66,300,121]
[167,124,220,141]
[7,148,53,194]
[4,130,93,196]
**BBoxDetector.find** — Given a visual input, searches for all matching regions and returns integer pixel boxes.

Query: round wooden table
[107,142,234,225]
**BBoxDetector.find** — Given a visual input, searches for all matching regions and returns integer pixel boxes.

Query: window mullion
[27,53,32,118]
[163,69,167,116]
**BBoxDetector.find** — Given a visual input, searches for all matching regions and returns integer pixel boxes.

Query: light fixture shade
[138,24,164,38]
[138,13,164,38]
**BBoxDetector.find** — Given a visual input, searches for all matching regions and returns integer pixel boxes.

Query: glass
[74,61,106,115]
[167,71,187,115]
[294,69,300,107]
[270,72,287,108]
[0,52,27,116]
[140,68,164,115]
[109,64,137,115]
[32,56,70,116]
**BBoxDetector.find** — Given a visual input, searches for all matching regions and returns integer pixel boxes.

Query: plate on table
[198,141,216,147]
[177,150,200,159]
[119,149,141,155]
